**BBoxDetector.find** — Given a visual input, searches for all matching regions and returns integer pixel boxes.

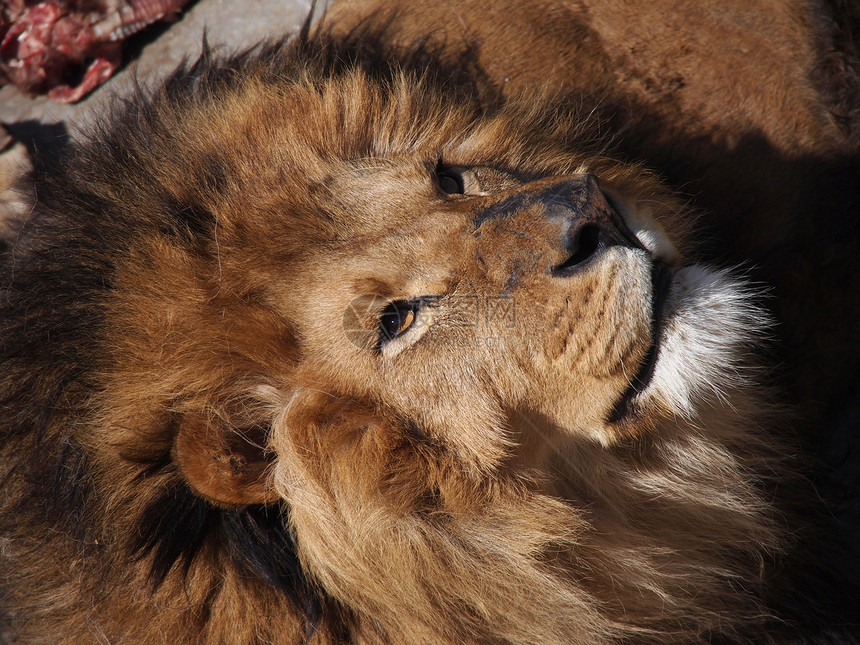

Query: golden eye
[379,300,419,343]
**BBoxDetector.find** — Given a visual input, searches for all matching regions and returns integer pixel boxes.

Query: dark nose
[547,174,644,275]
[471,173,645,281]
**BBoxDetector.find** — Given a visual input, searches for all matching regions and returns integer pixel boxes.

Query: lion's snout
[547,175,646,275]
[472,174,645,280]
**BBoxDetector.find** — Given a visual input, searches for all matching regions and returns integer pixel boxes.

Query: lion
[0,1,858,644]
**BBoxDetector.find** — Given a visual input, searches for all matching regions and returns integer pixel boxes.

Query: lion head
[0,33,802,645]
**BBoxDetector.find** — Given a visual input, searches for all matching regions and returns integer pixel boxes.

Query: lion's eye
[379,300,419,342]
[436,162,465,195]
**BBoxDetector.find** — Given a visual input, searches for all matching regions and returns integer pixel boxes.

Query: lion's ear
[172,413,280,508]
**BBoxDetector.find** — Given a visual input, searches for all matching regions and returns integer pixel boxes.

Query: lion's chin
[632,264,769,419]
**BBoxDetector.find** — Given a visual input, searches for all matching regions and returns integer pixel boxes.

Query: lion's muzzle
[472,173,646,281]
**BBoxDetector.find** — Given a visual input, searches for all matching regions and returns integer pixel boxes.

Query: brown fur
[0,3,858,644]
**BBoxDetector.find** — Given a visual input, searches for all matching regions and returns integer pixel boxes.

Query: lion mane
[1,4,858,645]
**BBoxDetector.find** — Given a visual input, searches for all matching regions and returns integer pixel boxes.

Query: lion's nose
[471,173,645,277]
[555,221,603,274]
[546,174,644,275]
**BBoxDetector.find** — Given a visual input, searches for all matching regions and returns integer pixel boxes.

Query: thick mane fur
[0,33,387,642]
[0,14,855,645]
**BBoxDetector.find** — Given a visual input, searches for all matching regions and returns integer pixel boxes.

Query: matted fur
[0,13,856,645]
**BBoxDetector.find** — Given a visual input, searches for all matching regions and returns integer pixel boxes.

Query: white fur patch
[641,265,769,417]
